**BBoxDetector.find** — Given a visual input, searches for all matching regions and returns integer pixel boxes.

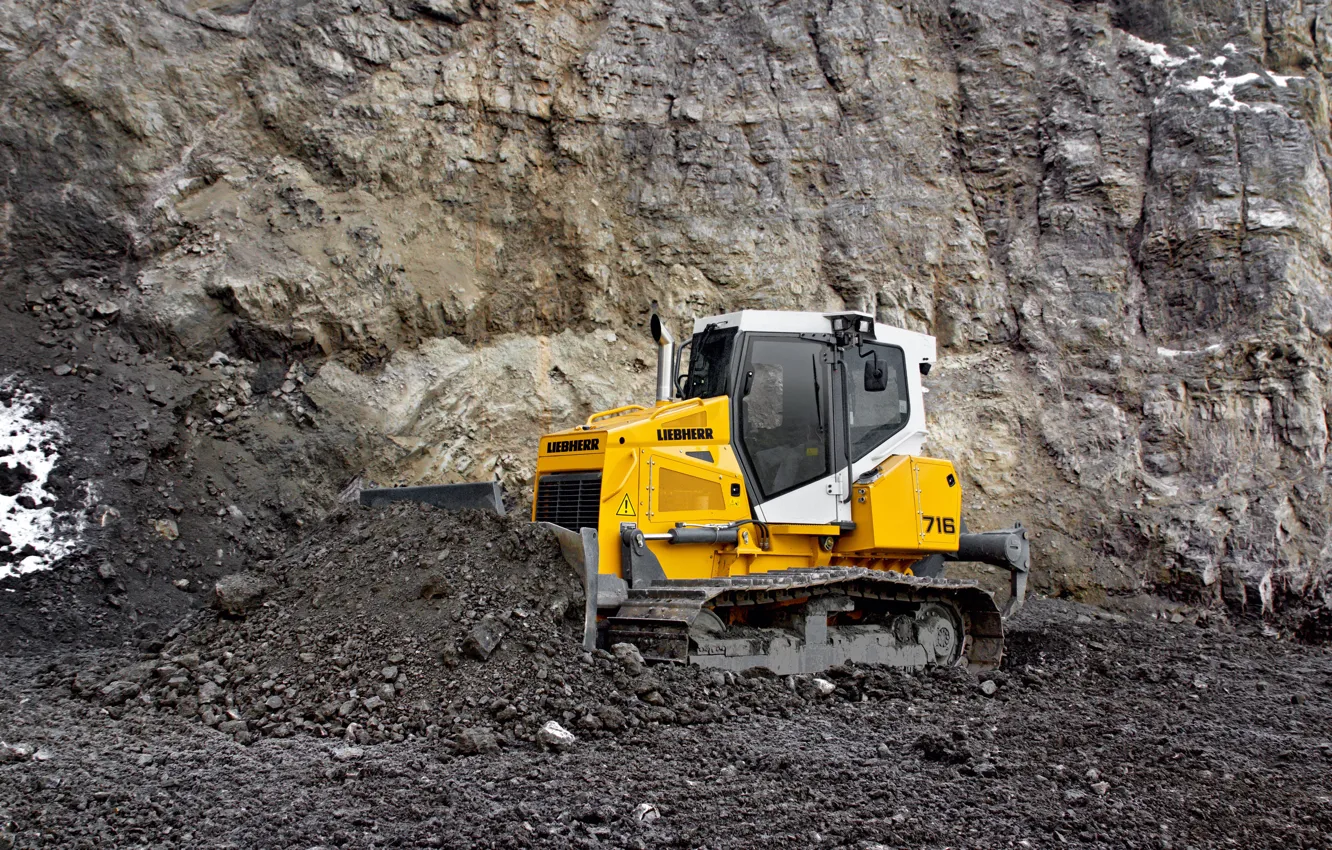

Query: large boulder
[213,572,273,616]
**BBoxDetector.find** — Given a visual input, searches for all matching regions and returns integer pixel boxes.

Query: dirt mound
[75,503,933,749]
[82,503,592,746]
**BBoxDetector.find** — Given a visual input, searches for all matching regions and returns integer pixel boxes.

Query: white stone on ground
[537,720,576,749]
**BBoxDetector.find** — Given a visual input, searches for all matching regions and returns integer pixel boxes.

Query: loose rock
[612,642,645,674]
[99,681,139,706]
[213,572,273,616]
[0,743,34,764]
[456,727,499,755]
[537,720,577,750]
[462,615,505,661]
[632,803,661,823]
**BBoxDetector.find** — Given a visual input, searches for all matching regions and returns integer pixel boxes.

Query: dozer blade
[535,523,605,653]
[358,481,506,514]
[606,568,1005,675]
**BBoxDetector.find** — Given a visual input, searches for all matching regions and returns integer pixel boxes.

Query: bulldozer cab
[676,310,935,525]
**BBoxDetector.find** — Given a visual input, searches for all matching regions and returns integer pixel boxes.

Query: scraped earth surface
[1,507,1330,849]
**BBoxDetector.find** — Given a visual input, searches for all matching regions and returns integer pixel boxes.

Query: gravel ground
[2,599,1329,849]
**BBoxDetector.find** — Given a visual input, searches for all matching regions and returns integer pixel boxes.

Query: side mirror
[864,356,887,392]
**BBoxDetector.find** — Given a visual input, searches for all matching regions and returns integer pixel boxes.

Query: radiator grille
[534,471,603,531]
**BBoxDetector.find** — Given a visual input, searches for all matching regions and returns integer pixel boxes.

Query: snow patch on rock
[1156,343,1224,359]
[0,379,80,580]
[1207,73,1261,110]
[1123,34,1186,68]
[1178,66,1302,112]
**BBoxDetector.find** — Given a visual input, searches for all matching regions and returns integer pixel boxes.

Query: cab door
[733,335,843,524]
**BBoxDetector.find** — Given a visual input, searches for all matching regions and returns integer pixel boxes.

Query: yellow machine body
[838,456,963,558]
[532,397,962,582]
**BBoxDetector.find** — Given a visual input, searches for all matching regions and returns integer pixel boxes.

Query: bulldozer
[363,308,1030,674]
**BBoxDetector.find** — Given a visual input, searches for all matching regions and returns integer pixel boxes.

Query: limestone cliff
[1,0,1328,621]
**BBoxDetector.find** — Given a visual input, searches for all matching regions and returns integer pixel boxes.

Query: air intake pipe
[649,302,674,404]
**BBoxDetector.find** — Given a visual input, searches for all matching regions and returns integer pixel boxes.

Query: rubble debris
[66,503,1012,750]
[632,803,661,823]
[0,743,34,764]
[462,615,506,661]
[456,727,499,755]
[153,518,180,540]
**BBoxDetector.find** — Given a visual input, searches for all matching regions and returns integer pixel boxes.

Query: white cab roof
[691,310,937,365]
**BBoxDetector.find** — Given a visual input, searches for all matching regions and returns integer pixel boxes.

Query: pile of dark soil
[76,503,586,746]
[75,503,952,750]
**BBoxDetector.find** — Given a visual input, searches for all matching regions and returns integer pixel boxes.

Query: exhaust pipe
[649,302,674,403]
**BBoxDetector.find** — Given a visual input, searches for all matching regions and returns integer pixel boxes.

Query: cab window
[738,337,831,498]
[845,342,909,461]
[682,326,737,399]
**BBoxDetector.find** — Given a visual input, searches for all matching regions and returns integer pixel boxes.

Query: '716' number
[923,515,956,534]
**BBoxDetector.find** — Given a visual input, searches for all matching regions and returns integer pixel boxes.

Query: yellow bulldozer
[363,308,1029,674]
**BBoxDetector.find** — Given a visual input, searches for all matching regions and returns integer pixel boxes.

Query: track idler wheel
[913,602,964,666]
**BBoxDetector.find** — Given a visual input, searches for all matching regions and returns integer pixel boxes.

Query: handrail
[586,397,708,427]
[585,404,649,427]
[650,397,705,419]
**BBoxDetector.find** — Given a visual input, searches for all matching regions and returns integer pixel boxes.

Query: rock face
[0,0,1328,620]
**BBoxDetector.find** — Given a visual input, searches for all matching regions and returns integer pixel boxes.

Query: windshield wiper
[811,353,823,434]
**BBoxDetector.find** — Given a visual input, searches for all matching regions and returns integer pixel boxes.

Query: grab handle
[586,404,649,426]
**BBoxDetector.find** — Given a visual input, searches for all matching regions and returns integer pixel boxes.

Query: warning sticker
[615,494,636,517]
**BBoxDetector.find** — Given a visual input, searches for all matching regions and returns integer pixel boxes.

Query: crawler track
[606,567,1005,674]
